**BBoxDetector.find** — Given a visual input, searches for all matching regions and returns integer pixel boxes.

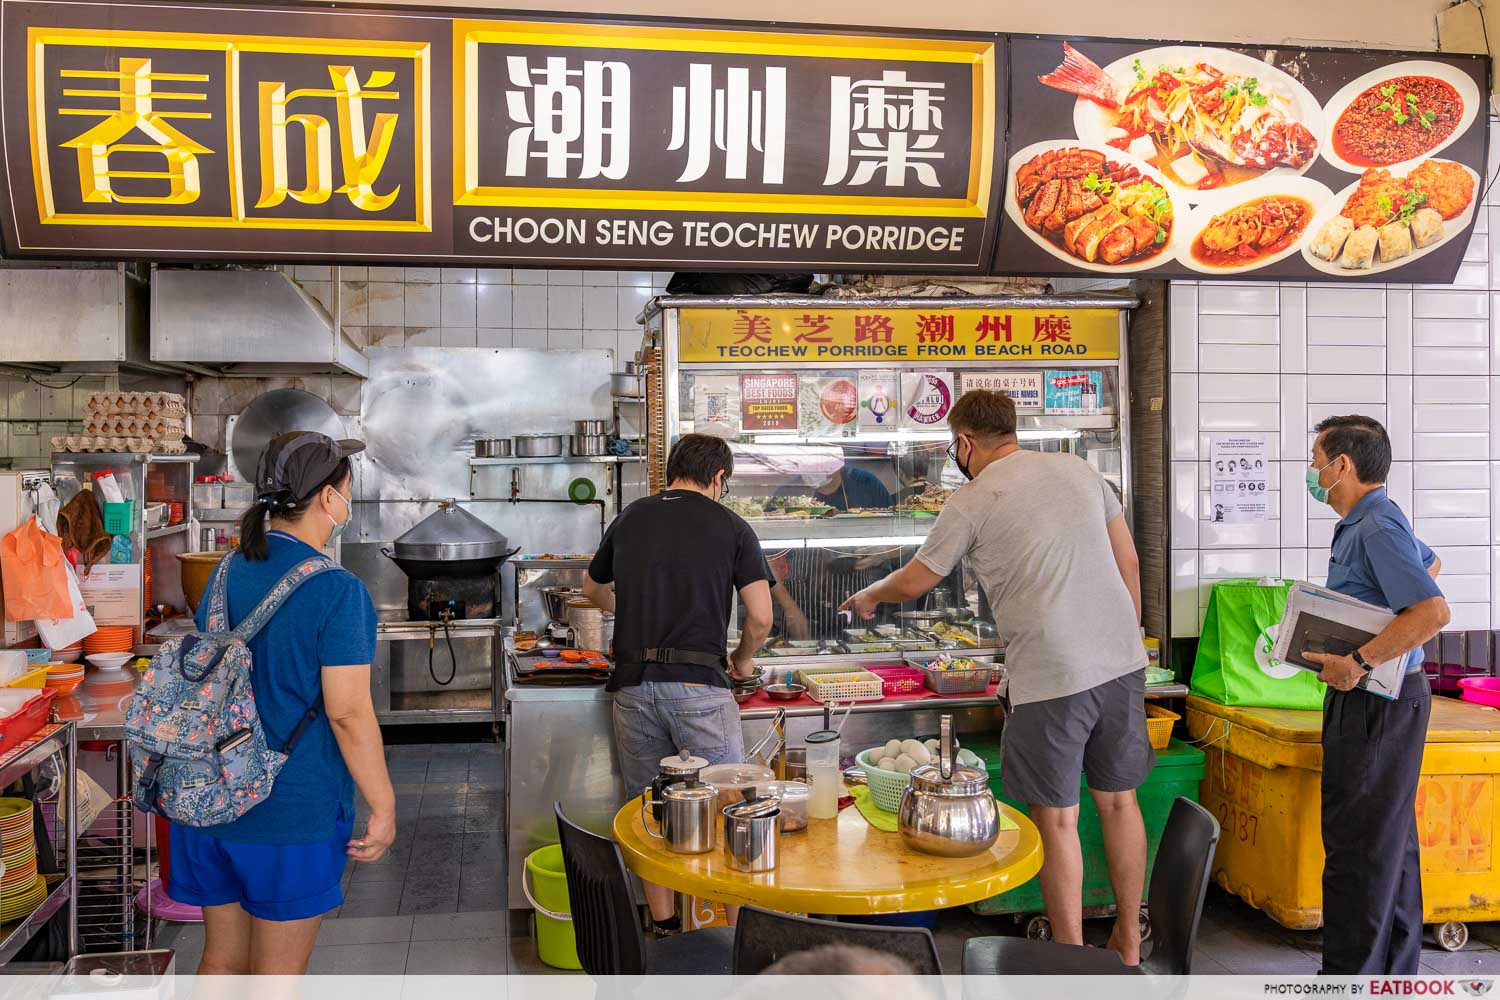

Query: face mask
[1306,461,1342,505]
[949,436,975,481]
[326,488,353,541]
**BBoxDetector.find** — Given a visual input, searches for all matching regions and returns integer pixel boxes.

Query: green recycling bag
[1191,578,1327,710]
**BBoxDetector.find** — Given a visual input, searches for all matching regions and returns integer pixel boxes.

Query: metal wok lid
[391,501,512,562]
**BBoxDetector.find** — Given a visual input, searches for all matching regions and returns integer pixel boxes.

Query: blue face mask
[326,488,353,542]
[1306,461,1342,505]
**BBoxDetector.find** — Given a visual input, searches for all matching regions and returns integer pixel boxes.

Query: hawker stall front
[503,291,1187,912]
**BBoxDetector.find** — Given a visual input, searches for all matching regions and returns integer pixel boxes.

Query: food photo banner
[1000,37,1489,281]
[0,0,1487,282]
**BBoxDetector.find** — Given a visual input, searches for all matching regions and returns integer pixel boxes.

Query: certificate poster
[78,564,142,626]
[740,373,798,431]
[960,371,1043,410]
[1044,370,1102,414]
[692,375,740,439]
[1209,434,1270,524]
[900,372,956,429]
[858,371,900,429]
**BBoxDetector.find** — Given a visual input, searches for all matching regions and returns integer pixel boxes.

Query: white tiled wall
[285,265,667,360]
[1170,193,1500,637]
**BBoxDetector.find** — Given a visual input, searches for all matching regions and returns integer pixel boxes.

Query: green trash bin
[965,735,1206,934]
[523,845,582,970]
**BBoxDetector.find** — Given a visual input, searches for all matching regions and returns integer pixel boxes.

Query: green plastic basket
[855,747,987,813]
[101,501,133,535]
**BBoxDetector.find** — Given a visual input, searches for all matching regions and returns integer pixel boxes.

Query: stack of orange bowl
[44,662,85,695]
[83,627,135,656]
[0,798,46,922]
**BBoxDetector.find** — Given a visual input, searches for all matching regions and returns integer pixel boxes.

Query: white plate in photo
[1004,139,1184,274]
[1179,175,1334,275]
[1299,160,1480,277]
[1319,60,1480,176]
[1070,44,1324,204]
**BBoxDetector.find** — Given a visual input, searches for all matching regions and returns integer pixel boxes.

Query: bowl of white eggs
[856,738,987,812]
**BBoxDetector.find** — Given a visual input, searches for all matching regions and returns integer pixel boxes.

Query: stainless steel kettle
[897,715,1000,858]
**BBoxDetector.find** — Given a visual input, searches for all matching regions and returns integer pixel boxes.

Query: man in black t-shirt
[583,433,774,933]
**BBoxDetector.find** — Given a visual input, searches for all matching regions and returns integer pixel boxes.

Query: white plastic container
[221,482,254,509]
[190,483,222,509]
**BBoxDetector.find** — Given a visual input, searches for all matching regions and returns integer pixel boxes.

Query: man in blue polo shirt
[1302,415,1450,975]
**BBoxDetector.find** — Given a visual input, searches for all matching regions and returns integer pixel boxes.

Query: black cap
[256,431,364,511]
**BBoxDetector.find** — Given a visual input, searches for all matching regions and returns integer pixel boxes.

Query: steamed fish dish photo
[1012,146,1174,266]
[1039,42,1317,192]
[1308,159,1475,271]
[1191,194,1313,269]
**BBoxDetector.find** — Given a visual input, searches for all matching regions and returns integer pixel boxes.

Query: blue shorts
[612,681,746,797]
[169,810,353,922]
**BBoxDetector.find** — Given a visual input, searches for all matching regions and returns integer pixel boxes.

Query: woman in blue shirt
[172,431,394,974]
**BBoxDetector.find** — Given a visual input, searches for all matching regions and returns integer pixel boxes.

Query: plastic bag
[0,516,71,621]
[34,561,96,650]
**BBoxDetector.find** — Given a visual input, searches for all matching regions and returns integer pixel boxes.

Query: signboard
[1000,37,1489,283]
[0,1,1002,270]
[740,373,798,430]
[959,371,1043,409]
[678,307,1121,364]
[1209,434,1270,524]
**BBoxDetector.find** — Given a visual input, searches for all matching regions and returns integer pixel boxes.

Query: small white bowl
[86,653,134,672]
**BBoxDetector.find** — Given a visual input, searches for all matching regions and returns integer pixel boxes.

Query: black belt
[614,647,728,669]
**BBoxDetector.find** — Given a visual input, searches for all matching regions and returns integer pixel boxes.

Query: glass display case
[642,294,1134,661]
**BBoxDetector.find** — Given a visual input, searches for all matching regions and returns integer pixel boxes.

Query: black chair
[553,803,734,975]
[732,906,944,975]
[962,797,1221,975]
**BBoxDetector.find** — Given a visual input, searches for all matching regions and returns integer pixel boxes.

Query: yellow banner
[679,307,1121,364]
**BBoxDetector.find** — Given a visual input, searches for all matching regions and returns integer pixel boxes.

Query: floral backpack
[125,552,338,827]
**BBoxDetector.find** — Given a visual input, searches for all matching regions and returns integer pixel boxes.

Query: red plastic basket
[0,689,56,755]
[868,666,927,696]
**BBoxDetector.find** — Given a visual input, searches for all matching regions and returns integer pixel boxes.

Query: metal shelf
[514,556,592,570]
[469,455,642,466]
[0,875,72,966]
[0,724,69,789]
[145,523,190,540]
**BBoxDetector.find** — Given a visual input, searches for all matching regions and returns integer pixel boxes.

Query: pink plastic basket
[1458,677,1500,709]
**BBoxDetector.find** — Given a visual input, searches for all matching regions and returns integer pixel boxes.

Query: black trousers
[1320,671,1431,975]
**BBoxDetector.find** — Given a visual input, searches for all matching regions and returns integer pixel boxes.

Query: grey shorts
[612,681,746,798]
[1001,669,1156,808]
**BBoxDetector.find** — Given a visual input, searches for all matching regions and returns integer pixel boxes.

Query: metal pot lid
[724,796,781,819]
[908,762,989,796]
[660,753,708,773]
[391,502,512,562]
[662,782,716,802]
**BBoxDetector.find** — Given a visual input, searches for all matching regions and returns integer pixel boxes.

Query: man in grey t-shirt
[842,389,1151,966]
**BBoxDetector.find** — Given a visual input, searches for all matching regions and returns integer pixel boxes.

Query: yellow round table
[613,796,1043,915]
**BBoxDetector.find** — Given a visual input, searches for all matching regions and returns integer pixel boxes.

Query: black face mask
[947,436,975,481]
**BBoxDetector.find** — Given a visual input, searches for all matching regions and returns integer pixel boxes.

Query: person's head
[666,433,733,499]
[760,944,915,976]
[1311,414,1390,512]
[946,389,1018,480]
[239,431,364,560]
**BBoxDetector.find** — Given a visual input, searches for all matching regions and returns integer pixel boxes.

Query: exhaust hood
[0,263,157,375]
[150,266,368,378]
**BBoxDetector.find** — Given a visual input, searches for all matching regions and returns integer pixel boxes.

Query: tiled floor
[152,740,1500,975]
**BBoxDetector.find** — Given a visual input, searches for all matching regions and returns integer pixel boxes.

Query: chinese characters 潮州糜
[59,57,213,205]
[668,64,787,184]
[505,55,630,180]
[825,69,946,188]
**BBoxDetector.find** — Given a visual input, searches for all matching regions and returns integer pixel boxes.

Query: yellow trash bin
[1186,694,1500,949]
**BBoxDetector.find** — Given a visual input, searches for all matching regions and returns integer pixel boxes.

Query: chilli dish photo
[1041,43,1320,197]
[1303,158,1477,274]
[1008,143,1176,270]
[1321,60,1479,173]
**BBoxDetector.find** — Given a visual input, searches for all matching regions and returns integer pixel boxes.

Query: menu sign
[0,1,1002,270]
[678,307,1121,365]
[1000,38,1488,282]
[740,373,798,431]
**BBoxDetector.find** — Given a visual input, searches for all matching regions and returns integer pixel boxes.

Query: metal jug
[898,715,1000,858]
[647,753,707,823]
[641,781,717,854]
[722,796,782,872]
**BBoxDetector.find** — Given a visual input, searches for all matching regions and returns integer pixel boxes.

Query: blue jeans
[612,681,746,797]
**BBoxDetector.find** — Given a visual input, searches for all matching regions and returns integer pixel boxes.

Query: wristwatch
[1351,649,1373,673]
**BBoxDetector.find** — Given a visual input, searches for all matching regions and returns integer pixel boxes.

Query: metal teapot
[897,714,1000,858]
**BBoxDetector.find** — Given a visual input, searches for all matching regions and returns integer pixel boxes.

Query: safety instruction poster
[1209,434,1270,524]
